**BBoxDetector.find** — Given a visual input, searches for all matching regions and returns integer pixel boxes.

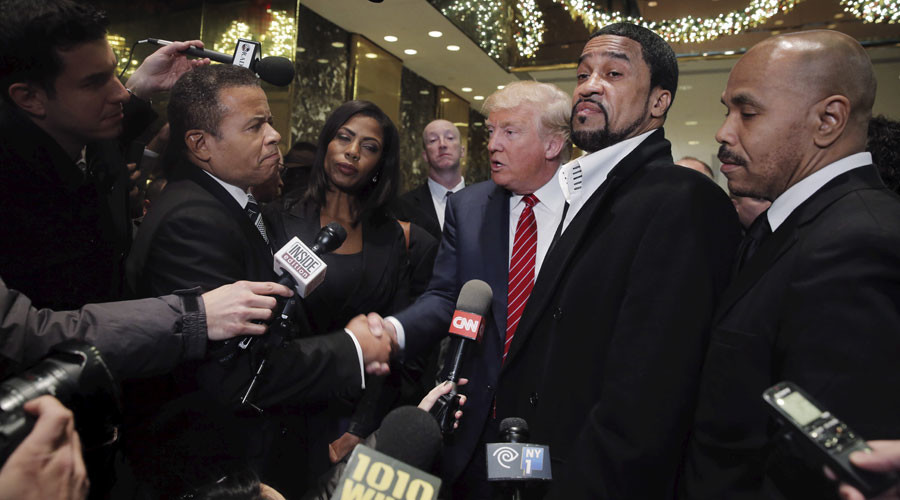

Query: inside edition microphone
[329,406,443,500]
[486,417,552,498]
[430,279,493,435]
[141,38,295,86]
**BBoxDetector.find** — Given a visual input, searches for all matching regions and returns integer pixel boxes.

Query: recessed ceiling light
[404,49,417,55]
[428,31,443,38]
[688,140,700,145]
[497,85,505,89]
[384,35,398,42]
[724,50,735,55]
[771,30,781,35]
[834,13,844,19]
[685,120,698,126]
[678,84,693,91]
[461,87,472,92]
[297,47,306,53]
[419,89,430,95]
[774,20,784,26]
[474,95,484,101]
[365,53,378,59]
[702,52,709,57]
[473,122,483,126]
[446,45,460,52]
[440,97,450,103]
[647,1,658,6]
[316,58,328,64]
[827,23,837,29]
[331,41,345,48]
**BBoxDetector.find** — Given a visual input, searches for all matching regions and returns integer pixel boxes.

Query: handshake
[344,313,399,376]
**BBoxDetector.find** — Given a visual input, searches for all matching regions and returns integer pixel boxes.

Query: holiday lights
[514,0,545,58]
[841,0,900,23]
[441,0,509,59]
[552,0,803,44]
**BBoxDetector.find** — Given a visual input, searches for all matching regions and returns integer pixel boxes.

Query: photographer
[0,277,292,380]
[0,396,88,500]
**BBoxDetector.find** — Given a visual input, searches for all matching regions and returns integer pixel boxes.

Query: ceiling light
[428,31,443,38]
[688,140,700,145]
[461,87,472,92]
[446,45,460,52]
[297,47,306,53]
[647,1,658,6]
[384,35,398,42]
[331,41,345,48]
[473,122,483,126]
[474,96,484,101]
[827,23,837,29]
[419,90,430,95]
[834,13,844,19]
[774,20,784,25]
[772,30,781,35]
[724,50,735,55]
[441,97,450,103]
[365,53,378,59]
[497,85,505,89]
[678,84,693,91]
[685,120,698,126]
[316,58,328,64]
[404,49,417,55]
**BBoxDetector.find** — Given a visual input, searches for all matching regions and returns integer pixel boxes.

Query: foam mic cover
[311,222,348,255]
[376,406,443,471]
[500,417,529,443]
[254,56,295,86]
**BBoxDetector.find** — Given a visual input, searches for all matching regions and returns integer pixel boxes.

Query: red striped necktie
[504,193,539,362]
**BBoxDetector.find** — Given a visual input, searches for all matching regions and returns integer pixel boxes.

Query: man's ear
[7,82,48,118]
[544,133,566,161]
[185,130,211,162]
[648,87,672,119]
[812,95,850,149]
[422,149,428,164]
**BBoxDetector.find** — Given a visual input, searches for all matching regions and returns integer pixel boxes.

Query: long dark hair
[303,100,400,224]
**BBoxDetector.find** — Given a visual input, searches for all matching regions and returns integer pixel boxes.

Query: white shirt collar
[510,169,565,213]
[204,170,250,208]
[767,152,871,231]
[427,176,465,199]
[558,129,656,205]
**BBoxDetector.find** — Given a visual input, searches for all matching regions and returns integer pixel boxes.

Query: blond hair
[482,80,571,161]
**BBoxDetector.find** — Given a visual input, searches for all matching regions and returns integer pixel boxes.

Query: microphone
[486,418,552,497]
[329,406,443,500]
[273,222,347,298]
[430,279,492,434]
[142,38,295,87]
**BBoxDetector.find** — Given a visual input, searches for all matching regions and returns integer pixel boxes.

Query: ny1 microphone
[142,38,295,87]
[430,279,492,435]
[486,417,552,496]
[329,406,442,500]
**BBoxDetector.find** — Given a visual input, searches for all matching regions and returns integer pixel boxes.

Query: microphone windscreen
[325,221,348,246]
[255,56,295,86]
[375,406,442,471]
[499,417,528,435]
[456,279,493,316]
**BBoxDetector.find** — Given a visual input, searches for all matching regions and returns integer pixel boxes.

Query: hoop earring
[371,172,379,184]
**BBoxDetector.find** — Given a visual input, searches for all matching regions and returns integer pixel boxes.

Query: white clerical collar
[558,129,656,206]
[204,170,250,209]
[767,152,871,231]
[427,176,465,199]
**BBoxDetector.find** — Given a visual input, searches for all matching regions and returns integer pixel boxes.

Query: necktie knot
[522,193,539,209]
[245,194,268,244]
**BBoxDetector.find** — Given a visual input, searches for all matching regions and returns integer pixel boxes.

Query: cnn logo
[449,310,482,340]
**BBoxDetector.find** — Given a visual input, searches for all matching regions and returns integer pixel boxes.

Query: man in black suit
[124,65,392,496]
[395,119,466,240]
[682,30,900,499]
[0,0,208,309]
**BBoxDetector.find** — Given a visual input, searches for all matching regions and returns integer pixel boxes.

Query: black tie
[245,194,269,243]
[735,211,771,273]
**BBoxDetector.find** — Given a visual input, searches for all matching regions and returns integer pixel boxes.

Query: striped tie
[504,194,539,362]
[245,194,269,244]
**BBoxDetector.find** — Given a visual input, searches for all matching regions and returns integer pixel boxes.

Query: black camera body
[0,340,120,463]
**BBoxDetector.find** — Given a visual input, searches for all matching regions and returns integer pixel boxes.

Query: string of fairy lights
[441,0,511,59]
[840,0,900,23]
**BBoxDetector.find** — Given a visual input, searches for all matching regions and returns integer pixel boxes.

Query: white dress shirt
[205,171,367,387]
[508,173,566,277]
[428,176,466,229]
[557,129,656,233]
[766,152,872,231]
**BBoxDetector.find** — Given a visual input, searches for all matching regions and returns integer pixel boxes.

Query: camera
[0,340,121,463]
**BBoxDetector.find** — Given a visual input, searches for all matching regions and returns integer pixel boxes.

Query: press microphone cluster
[430,279,493,435]
[141,38,295,86]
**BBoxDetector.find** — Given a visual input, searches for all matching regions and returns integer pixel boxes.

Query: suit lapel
[481,184,511,342]
[502,130,672,367]
[714,165,885,322]
[414,183,440,225]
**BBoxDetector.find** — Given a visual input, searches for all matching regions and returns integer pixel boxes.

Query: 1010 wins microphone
[142,38,295,86]
[329,406,443,500]
[486,417,552,499]
[430,279,492,435]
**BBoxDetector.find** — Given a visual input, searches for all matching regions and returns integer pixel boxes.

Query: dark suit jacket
[682,165,900,500]
[396,182,443,240]
[398,130,742,497]
[0,99,153,309]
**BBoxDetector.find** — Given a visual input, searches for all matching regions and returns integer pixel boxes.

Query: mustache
[571,98,608,125]
[717,145,747,166]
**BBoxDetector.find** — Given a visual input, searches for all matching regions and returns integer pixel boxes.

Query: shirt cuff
[385,316,406,351]
[344,328,366,390]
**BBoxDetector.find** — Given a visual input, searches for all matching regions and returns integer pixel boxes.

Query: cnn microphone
[430,279,492,435]
[486,418,552,498]
[142,38,295,86]
[329,406,443,500]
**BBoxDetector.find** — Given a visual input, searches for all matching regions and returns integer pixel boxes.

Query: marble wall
[466,108,491,185]
[399,68,437,192]
[291,5,349,146]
